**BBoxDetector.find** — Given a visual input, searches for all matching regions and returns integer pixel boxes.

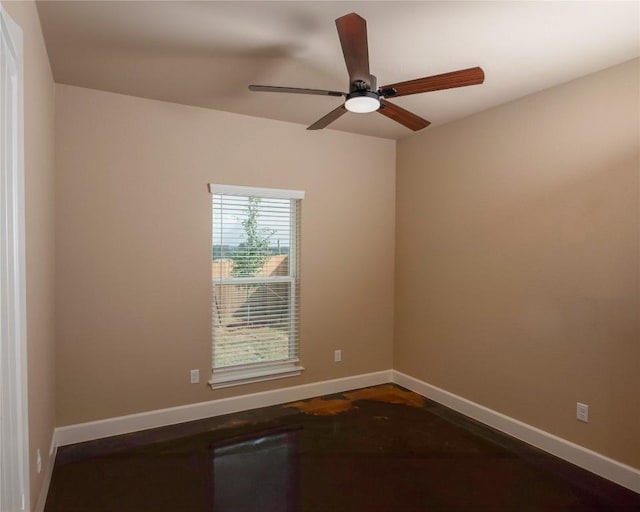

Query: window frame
[208,183,304,389]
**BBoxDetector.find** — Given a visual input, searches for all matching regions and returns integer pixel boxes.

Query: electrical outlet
[36,449,42,474]
[334,349,342,362]
[190,369,200,384]
[576,402,589,423]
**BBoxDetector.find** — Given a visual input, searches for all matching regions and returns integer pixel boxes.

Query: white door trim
[0,3,28,511]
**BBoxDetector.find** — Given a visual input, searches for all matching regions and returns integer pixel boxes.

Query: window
[209,184,304,388]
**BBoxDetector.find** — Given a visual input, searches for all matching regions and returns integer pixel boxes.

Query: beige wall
[395,59,640,468]
[47,30,639,475]
[3,1,56,507]
[54,84,395,426]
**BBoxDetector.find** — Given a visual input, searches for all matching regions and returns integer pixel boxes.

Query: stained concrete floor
[45,384,639,511]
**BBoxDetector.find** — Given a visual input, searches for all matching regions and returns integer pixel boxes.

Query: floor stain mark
[285,397,354,415]
[344,384,425,408]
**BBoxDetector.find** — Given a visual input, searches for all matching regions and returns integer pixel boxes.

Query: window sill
[208,364,304,390]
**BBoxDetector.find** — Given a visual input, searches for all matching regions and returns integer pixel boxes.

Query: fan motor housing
[351,75,377,93]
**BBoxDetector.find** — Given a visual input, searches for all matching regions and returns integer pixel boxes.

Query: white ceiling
[36,1,639,140]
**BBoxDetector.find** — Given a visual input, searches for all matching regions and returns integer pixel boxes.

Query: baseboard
[33,433,57,512]
[54,369,393,447]
[45,368,639,500]
[392,370,640,494]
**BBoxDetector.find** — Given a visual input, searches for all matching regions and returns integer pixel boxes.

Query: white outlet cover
[334,350,342,362]
[36,449,42,474]
[576,402,589,423]
[190,369,200,384]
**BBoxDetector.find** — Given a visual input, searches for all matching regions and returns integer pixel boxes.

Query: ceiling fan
[248,12,485,131]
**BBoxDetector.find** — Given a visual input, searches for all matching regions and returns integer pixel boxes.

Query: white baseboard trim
[392,370,640,494]
[44,368,639,502]
[54,370,393,447]
[33,433,57,512]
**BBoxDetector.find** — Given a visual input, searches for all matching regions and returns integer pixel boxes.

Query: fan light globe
[345,92,380,113]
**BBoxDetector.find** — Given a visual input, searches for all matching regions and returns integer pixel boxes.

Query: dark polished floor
[45,384,639,512]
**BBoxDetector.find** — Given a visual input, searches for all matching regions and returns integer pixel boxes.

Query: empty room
[0,1,638,511]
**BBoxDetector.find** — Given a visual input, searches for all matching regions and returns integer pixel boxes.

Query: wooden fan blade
[307,104,348,130]
[378,99,430,131]
[335,13,371,87]
[381,67,485,98]
[249,85,345,97]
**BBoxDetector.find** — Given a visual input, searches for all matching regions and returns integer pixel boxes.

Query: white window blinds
[209,184,303,388]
